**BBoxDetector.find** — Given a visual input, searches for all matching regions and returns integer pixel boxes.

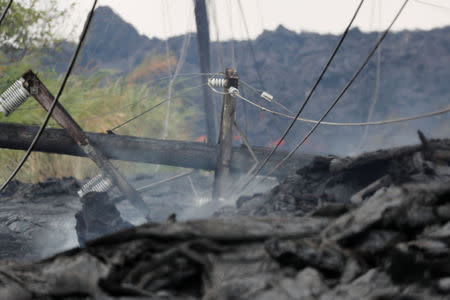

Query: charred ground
[0,133,449,299]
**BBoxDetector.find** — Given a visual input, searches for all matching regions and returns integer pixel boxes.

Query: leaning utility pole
[194,0,218,145]
[212,68,238,201]
[21,70,150,217]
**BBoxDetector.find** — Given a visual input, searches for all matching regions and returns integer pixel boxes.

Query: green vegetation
[0,52,197,182]
[0,0,72,50]
[0,2,200,182]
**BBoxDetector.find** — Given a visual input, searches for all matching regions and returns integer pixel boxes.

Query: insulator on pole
[228,86,240,97]
[78,173,113,198]
[0,78,30,116]
[260,91,273,102]
[208,77,227,88]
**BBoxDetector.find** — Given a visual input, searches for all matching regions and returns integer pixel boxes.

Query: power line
[112,170,194,203]
[415,0,450,10]
[236,0,293,148]
[0,0,98,192]
[109,98,170,133]
[358,0,382,150]
[237,0,366,193]
[108,82,208,132]
[16,73,212,115]
[240,80,295,115]
[209,0,224,70]
[0,0,13,27]
[162,0,173,79]
[227,0,237,69]
[162,0,173,140]
[76,74,209,124]
[163,19,193,139]
[262,0,410,180]
[235,92,450,126]
[237,0,264,87]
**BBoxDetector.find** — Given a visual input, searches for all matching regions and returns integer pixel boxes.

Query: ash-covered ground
[0,134,449,299]
[0,170,277,261]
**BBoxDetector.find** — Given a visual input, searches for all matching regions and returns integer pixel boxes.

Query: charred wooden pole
[213,68,238,201]
[194,0,218,145]
[21,70,150,217]
[0,122,313,177]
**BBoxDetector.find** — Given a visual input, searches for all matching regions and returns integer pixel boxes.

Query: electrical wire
[234,92,450,126]
[227,0,237,69]
[358,0,382,150]
[0,0,98,192]
[112,170,194,203]
[237,0,366,194]
[236,0,293,147]
[108,82,208,132]
[240,80,295,115]
[209,0,224,70]
[0,0,13,27]
[109,98,170,133]
[211,80,450,127]
[237,0,264,87]
[76,74,209,124]
[162,0,173,140]
[163,17,193,139]
[261,0,410,180]
[415,0,450,10]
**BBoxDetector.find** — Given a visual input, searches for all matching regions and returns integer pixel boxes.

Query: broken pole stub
[21,70,150,217]
[213,68,238,202]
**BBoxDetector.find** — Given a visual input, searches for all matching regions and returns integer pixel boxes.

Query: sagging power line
[261,0,410,181]
[108,82,208,133]
[0,0,13,27]
[233,85,450,127]
[235,0,366,194]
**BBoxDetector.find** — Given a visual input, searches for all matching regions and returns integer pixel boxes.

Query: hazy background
[1,0,448,181]
[59,0,450,40]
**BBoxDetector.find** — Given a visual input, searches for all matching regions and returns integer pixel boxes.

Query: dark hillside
[50,6,449,154]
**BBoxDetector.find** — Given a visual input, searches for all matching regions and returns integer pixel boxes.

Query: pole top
[225,68,238,88]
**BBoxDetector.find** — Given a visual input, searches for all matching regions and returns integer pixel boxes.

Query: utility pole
[0,122,312,177]
[21,70,150,218]
[194,0,218,145]
[213,68,238,201]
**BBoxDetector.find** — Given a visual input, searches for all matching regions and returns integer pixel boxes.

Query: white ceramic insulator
[0,78,30,116]
[228,86,240,97]
[261,91,273,102]
[78,173,113,198]
[208,77,226,88]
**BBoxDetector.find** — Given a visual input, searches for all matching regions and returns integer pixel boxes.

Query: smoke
[35,212,80,258]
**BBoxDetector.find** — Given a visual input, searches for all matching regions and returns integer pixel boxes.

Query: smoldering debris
[0,171,218,260]
[223,134,450,218]
[0,177,81,261]
[75,192,132,247]
[0,134,448,299]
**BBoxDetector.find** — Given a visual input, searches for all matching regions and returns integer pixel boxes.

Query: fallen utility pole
[213,68,238,201]
[21,70,150,216]
[0,122,313,178]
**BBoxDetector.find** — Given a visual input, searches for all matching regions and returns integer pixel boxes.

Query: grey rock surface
[0,137,449,299]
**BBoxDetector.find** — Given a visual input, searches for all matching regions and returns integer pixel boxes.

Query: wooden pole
[213,68,238,201]
[0,122,313,178]
[21,70,150,217]
[194,0,218,145]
